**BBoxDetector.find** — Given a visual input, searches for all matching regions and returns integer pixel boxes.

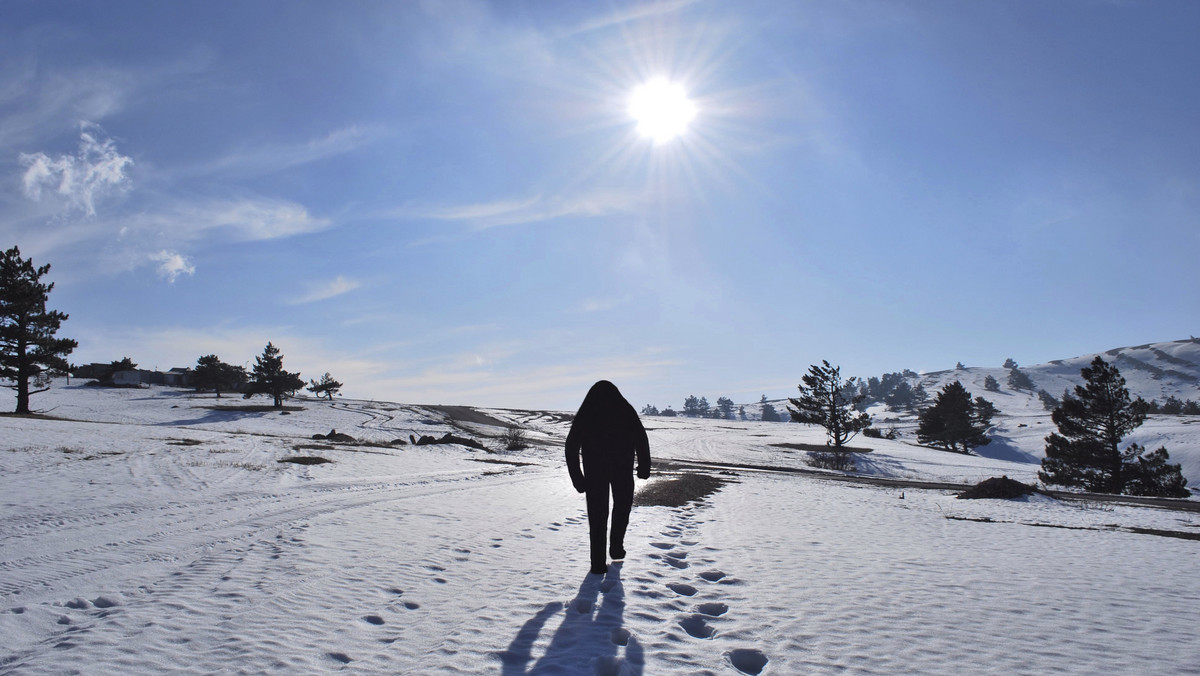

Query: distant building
[72,362,193,388]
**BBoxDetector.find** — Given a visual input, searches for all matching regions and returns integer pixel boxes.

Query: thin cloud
[150,250,195,283]
[291,276,361,305]
[403,190,640,230]
[125,197,332,243]
[19,123,133,216]
[187,125,385,179]
[563,0,699,37]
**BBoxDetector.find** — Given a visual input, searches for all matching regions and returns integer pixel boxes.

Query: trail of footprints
[632,507,770,676]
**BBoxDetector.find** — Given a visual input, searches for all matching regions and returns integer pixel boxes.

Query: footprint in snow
[611,627,632,646]
[698,570,726,583]
[362,614,385,625]
[403,601,420,610]
[665,558,689,570]
[697,602,728,617]
[327,652,352,664]
[650,542,675,550]
[679,614,716,639]
[729,648,769,675]
[667,583,697,597]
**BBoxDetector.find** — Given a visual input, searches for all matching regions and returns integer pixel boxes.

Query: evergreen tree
[738,405,746,421]
[307,372,343,400]
[788,361,870,448]
[1039,357,1188,497]
[1161,396,1184,414]
[916,381,994,453]
[759,395,781,422]
[1037,389,1059,411]
[1007,367,1035,391]
[1184,400,1200,416]
[683,395,703,417]
[955,362,966,370]
[983,374,1001,392]
[193,354,247,398]
[641,404,659,416]
[243,342,304,408]
[1125,445,1191,497]
[0,246,77,413]
[911,383,929,408]
[1003,358,1018,369]
[884,380,915,409]
[716,396,735,419]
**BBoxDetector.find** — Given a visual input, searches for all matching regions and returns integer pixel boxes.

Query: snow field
[2,383,1199,674]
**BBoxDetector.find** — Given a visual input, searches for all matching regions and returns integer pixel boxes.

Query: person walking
[565,380,651,575]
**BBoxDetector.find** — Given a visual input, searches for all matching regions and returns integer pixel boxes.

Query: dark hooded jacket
[565,380,651,492]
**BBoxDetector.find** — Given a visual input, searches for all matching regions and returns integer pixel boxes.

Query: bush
[807,449,856,472]
[501,427,529,451]
[863,427,884,439]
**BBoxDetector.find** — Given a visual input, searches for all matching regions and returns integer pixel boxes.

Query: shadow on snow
[497,563,642,675]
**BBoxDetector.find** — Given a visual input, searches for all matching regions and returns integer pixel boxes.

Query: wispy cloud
[563,0,699,37]
[291,276,361,305]
[119,197,333,244]
[186,125,386,179]
[400,190,641,230]
[150,250,195,283]
[19,123,133,216]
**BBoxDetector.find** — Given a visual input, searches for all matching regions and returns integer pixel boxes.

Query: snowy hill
[917,337,1200,410]
[2,378,1199,674]
[725,338,1200,490]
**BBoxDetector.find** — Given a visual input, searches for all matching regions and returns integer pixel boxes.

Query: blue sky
[3,1,1198,411]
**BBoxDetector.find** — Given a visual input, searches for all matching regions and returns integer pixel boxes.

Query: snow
[2,382,1199,674]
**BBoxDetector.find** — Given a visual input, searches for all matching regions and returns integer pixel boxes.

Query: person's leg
[609,471,634,560]
[585,480,610,574]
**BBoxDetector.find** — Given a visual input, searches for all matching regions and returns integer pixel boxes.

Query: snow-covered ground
[2,383,1199,674]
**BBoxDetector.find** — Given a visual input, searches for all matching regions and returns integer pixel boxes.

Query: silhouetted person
[565,380,651,575]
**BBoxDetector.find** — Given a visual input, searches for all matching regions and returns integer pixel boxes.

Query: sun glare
[628,78,697,144]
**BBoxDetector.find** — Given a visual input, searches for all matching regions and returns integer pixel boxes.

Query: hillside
[728,338,1200,489]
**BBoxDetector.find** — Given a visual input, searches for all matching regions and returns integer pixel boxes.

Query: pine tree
[716,396,735,419]
[760,395,782,422]
[0,246,77,414]
[1161,396,1184,414]
[1039,357,1188,497]
[307,372,343,400]
[1007,367,1035,391]
[788,361,870,448]
[641,404,659,416]
[243,342,304,408]
[1003,358,1018,369]
[193,354,247,398]
[916,381,994,453]
[983,374,1000,392]
[1037,389,1059,411]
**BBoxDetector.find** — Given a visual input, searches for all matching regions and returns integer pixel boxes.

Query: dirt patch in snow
[957,476,1039,500]
[635,471,730,508]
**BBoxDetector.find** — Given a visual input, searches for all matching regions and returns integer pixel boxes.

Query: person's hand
[637,467,650,480]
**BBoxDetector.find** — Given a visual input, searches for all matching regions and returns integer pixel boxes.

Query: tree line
[1,246,342,412]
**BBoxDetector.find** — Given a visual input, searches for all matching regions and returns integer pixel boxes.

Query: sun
[628,78,697,144]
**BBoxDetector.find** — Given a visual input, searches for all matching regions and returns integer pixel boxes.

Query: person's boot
[609,543,626,560]
[590,562,608,575]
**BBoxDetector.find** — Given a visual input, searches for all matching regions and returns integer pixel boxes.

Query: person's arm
[565,424,586,492]
[634,414,651,479]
